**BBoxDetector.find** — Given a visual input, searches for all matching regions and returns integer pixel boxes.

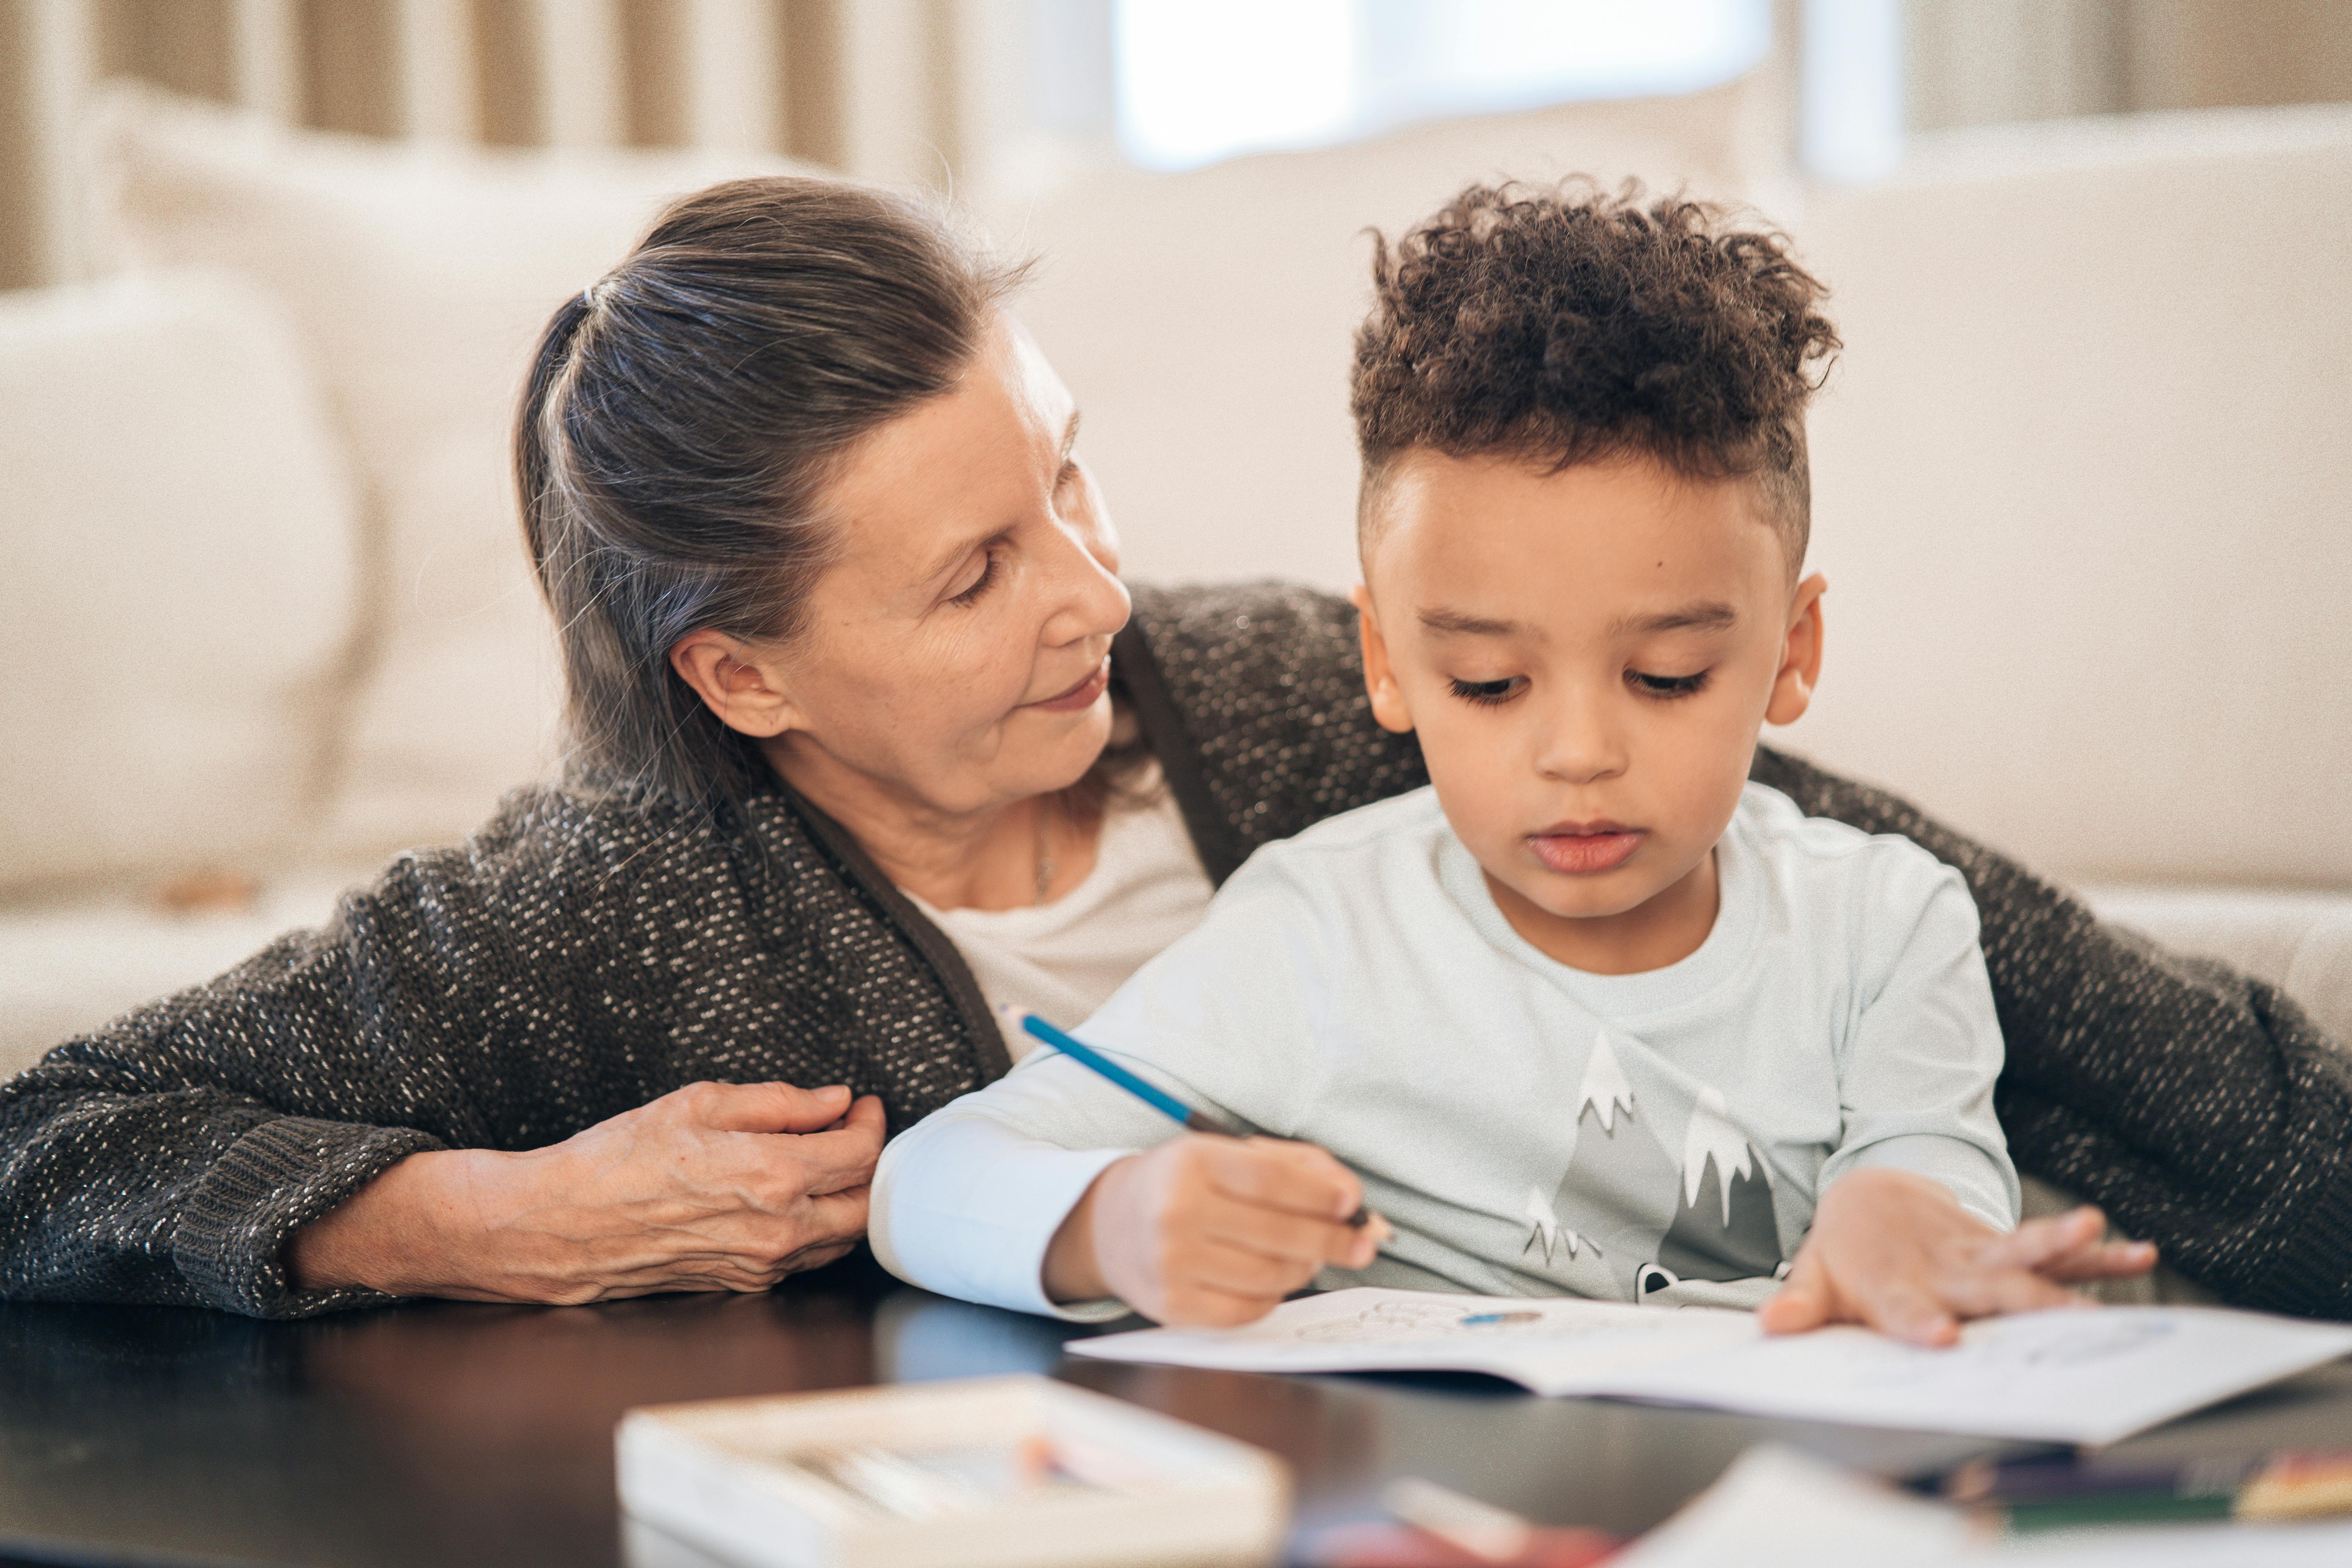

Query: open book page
[1065,1288,2352,1444]
[1066,1288,1759,1386]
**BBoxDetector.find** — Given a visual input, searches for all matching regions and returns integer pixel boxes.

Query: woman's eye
[949,549,1000,606]
[1056,458,1082,490]
[1448,676,1526,707]
[1629,670,1709,699]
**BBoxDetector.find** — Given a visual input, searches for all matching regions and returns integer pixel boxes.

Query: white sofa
[4,86,2348,1115]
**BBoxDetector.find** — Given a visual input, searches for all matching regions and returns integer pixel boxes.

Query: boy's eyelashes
[1442,670,1713,706]
[1628,669,1710,699]
[1447,675,1526,706]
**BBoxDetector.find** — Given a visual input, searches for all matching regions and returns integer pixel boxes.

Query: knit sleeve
[1751,745,2352,1319]
[0,789,634,1319]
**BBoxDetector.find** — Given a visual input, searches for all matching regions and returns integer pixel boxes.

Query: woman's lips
[1527,823,1643,875]
[1024,658,1111,713]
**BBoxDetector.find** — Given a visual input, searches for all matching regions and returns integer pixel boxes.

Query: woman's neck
[763,739,1098,912]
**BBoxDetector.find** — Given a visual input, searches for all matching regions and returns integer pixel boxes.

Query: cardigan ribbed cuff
[173,1115,446,1319]
[2255,1145,2352,1320]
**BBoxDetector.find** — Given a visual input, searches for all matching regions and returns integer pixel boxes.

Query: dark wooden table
[6,1250,2349,1568]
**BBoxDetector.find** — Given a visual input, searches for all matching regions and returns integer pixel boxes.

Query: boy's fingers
[1938,1265,2083,1319]
[1989,1207,2107,1268]
[1189,1237,1325,1299]
[1197,1201,1364,1268]
[1201,1137,1363,1221]
[2036,1239,2159,1283]
[1858,1280,1959,1346]
[1757,1256,1834,1335]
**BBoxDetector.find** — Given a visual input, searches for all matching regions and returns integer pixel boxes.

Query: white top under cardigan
[906,766,1215,1067]
[872,783,2021,1321]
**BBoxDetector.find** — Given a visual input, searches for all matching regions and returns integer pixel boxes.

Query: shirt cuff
[1842,1132,2019,1232]
[873,1132,1136,1321]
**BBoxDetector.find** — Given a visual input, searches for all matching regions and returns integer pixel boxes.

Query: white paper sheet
[1064,1287,2352,1444]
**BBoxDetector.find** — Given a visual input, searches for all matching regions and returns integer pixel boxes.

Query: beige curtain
[0,0,1034,290]
[1909,0,2352,131]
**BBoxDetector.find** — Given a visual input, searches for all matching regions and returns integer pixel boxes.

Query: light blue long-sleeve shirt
[872,783,2019,1319]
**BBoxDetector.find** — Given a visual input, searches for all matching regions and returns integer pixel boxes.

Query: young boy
[872,183,2152,1345]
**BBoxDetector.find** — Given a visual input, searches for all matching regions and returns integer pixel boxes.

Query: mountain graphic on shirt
[1535,1030,1682,1300]
[1648,1085,1783,1286]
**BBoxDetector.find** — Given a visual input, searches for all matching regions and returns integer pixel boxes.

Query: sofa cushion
[2082,884,2352,1051]
[1785,105,2352,889]
[0,270,358,896]
[85,85,808,860]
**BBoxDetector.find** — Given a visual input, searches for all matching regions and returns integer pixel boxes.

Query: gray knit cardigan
[4,583,2349,1319]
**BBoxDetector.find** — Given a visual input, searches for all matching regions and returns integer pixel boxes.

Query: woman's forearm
[284,1149,503,1299]
[288,1082,885,1306]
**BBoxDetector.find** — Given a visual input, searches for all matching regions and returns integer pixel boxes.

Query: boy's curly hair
[1351,179,1839,570]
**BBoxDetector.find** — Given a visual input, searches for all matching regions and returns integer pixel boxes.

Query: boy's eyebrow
[1418,607,1522,637]
[1612,603,1739,636]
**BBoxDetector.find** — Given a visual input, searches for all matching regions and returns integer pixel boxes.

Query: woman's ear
[1350,584,1415,734]
[670,632,802,738]
[1765,573,1828,727]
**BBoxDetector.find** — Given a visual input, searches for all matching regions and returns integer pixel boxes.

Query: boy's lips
[1526,822,1643,875]
[1023,658,1111,713]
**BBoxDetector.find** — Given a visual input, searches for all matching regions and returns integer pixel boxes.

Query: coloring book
[1065,1288,2352,1445]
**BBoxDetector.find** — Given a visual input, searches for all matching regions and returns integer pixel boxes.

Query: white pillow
[1785,106,2352,887]
[85,84,809,857]
[0,270,359,893]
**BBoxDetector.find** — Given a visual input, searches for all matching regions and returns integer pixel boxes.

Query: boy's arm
[1818,858,2018,1229]
[1767,855,2154,1344]
[1755,744,2352,1320]
[871,854,1374,1323]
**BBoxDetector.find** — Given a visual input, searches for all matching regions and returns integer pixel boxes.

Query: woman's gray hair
[516,176,1026,816]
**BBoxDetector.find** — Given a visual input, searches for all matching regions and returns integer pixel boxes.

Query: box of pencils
[617,1374,1290,1568]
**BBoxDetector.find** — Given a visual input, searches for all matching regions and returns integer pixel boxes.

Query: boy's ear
[1764,573,1828,727]
[1350,584,1416,734]
[670,631,806,738]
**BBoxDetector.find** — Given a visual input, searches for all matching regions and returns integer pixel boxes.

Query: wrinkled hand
[288,1081,886,1304]
[1758,1167,2159,1346]
[1044,1134,1386,1328]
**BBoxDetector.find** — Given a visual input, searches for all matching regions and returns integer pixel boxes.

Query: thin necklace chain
[1033,792,1057,905]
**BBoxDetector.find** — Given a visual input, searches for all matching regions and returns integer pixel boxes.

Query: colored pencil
[1000,1005,1376,1230]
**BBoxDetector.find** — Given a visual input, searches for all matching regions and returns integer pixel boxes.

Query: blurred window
[1112,0,1774,172]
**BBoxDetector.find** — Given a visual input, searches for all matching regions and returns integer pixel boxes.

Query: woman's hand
[287,1081,886,1304]
[1758,1168,2159,1346]
[1042,1135,1385,1327]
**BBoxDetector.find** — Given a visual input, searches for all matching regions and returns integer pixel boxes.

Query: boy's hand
[1044,1135,1385,1327]
[1758,1168,2159,1347]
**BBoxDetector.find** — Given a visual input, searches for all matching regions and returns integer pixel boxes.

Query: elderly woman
[2,178,2346,1321]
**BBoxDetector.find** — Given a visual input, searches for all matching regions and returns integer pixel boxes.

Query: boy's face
[1356,450,1826,958]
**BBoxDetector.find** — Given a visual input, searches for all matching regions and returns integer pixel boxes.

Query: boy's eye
[1628,670,1709,699]
[1448,676,1526,706]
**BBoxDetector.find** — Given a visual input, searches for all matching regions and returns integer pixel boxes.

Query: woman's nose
[1039,514,1131,648]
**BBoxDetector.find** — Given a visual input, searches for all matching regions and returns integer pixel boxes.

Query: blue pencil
[999,1004,1374,1229]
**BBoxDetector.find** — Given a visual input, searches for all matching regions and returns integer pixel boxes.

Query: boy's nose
[1533,692,1628,784]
